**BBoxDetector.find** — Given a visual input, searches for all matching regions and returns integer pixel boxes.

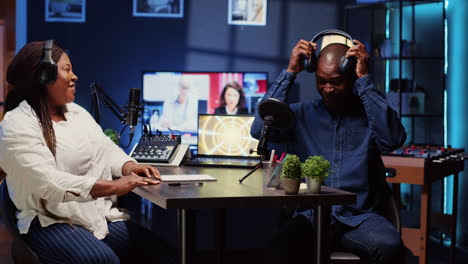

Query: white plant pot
[306,177,321,194]
[282,178,301,195]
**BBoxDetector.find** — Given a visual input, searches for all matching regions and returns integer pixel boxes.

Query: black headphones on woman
[303,29,357,77]
[36,39,57,85]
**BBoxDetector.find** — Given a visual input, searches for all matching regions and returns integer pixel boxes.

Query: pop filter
[258,98,294,128]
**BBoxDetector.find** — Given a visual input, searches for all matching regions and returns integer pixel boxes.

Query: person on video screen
[214,81,249,115]
[159,75,198,132]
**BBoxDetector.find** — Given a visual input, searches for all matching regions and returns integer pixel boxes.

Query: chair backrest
[0,180,42,264]
[0,179,21,238]
[384,192,401,233]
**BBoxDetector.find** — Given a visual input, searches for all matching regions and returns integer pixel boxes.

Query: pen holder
[262,161,283,189]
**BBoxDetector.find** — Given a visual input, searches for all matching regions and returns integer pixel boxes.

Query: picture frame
[228,0,267,26]
[133,0,184,18]
[45,0,86,23]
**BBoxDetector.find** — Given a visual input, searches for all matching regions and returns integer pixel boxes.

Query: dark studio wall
[27,0,344,152]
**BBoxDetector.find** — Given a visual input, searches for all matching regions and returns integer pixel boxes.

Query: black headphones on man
[36,39,58,85]
[303,29,357,77]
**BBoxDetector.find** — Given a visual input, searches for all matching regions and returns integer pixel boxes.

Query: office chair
[329,193,401,264]
[0,180,42,264]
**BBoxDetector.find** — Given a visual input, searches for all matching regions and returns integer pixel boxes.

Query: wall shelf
[374,56,444,61]
[345,0,443,10]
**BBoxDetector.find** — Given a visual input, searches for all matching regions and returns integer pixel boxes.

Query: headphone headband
[41,40,55,65]
[44,39,53,50]
[37,39,57,85]
[304,29,357,76]
[311,29,354,47]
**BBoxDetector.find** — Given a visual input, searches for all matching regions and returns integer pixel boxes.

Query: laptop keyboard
[196,157,259,164]
[185,157,260,168]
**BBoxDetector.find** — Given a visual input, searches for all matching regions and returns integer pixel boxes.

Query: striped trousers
[22,217,175,264]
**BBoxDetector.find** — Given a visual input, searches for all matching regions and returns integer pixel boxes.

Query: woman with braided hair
[0,41,175,263]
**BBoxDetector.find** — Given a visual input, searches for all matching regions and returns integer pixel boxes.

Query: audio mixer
[130,134,181,163]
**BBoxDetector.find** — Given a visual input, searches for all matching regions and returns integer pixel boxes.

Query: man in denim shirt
[251,39,406,263]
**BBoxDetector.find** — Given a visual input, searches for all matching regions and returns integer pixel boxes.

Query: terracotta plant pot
[282,178,301,195]
[306,177,321,194]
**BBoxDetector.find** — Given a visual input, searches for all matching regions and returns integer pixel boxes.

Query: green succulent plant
[104,128,119,145]
[280,154,302,180]
[301,156,331,181]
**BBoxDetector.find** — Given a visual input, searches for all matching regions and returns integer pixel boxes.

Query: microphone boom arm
[90,83,126,125]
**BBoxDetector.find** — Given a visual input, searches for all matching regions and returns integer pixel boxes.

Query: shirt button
[334,164,339,168]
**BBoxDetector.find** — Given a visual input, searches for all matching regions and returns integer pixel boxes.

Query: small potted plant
[280,154,302,195]
[301,156,331,194]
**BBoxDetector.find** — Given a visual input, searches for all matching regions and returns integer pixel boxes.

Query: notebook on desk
[184,114,261,168]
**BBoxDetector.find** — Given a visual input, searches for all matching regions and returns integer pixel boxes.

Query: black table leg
[178,209,195,264]
[215,208,226,264]
[314,205,331,264]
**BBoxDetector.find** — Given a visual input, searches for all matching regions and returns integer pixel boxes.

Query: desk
[132,166,356,264]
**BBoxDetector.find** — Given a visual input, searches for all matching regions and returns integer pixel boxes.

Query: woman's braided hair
[6,41,73,225]
[6,41,64,156]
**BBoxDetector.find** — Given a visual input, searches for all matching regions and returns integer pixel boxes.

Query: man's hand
[286,39,317,74]
[122,161,161,180]
[346,40,370,78]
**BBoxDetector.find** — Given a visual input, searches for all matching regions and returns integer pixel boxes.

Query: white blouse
[0,101,134,239]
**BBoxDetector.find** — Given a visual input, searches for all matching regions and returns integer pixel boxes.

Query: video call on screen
[142,71,268,145]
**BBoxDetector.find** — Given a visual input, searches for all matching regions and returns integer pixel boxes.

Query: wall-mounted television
[141,71,268,145]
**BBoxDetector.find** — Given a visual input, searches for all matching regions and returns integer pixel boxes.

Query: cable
[121,131,135,149]
[118,125,134,149]
[168,127,182,136]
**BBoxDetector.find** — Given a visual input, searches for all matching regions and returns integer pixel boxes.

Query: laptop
[184,114,261,168]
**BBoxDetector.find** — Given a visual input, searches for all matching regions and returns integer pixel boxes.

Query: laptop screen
[197,114,260,158]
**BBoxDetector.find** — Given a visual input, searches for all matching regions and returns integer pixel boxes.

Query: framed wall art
[45,0,86,23]
[228,0,267,26]
[133,0,184,18]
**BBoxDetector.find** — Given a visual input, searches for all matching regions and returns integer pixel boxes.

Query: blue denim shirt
[251,70,406,227]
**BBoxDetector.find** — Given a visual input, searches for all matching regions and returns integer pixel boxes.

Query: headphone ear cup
[304,52,317,73]
[36,62,57,85]
[339,56,357,77]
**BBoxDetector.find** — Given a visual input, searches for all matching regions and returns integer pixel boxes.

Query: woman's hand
[122,161,161,180]
[90,173,160,198]
[112,173,160,196]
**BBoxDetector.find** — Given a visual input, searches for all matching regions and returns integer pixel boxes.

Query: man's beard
[323,93,346,112]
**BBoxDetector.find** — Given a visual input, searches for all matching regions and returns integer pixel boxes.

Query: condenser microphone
[125,88,141,130]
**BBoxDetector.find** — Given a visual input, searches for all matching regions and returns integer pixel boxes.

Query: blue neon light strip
[444,0,449,215]
[385,9,390,92]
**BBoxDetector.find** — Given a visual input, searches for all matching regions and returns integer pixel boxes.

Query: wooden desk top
[133,166,356,210]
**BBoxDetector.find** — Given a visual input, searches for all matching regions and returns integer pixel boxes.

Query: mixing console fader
[130,134,181,163]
